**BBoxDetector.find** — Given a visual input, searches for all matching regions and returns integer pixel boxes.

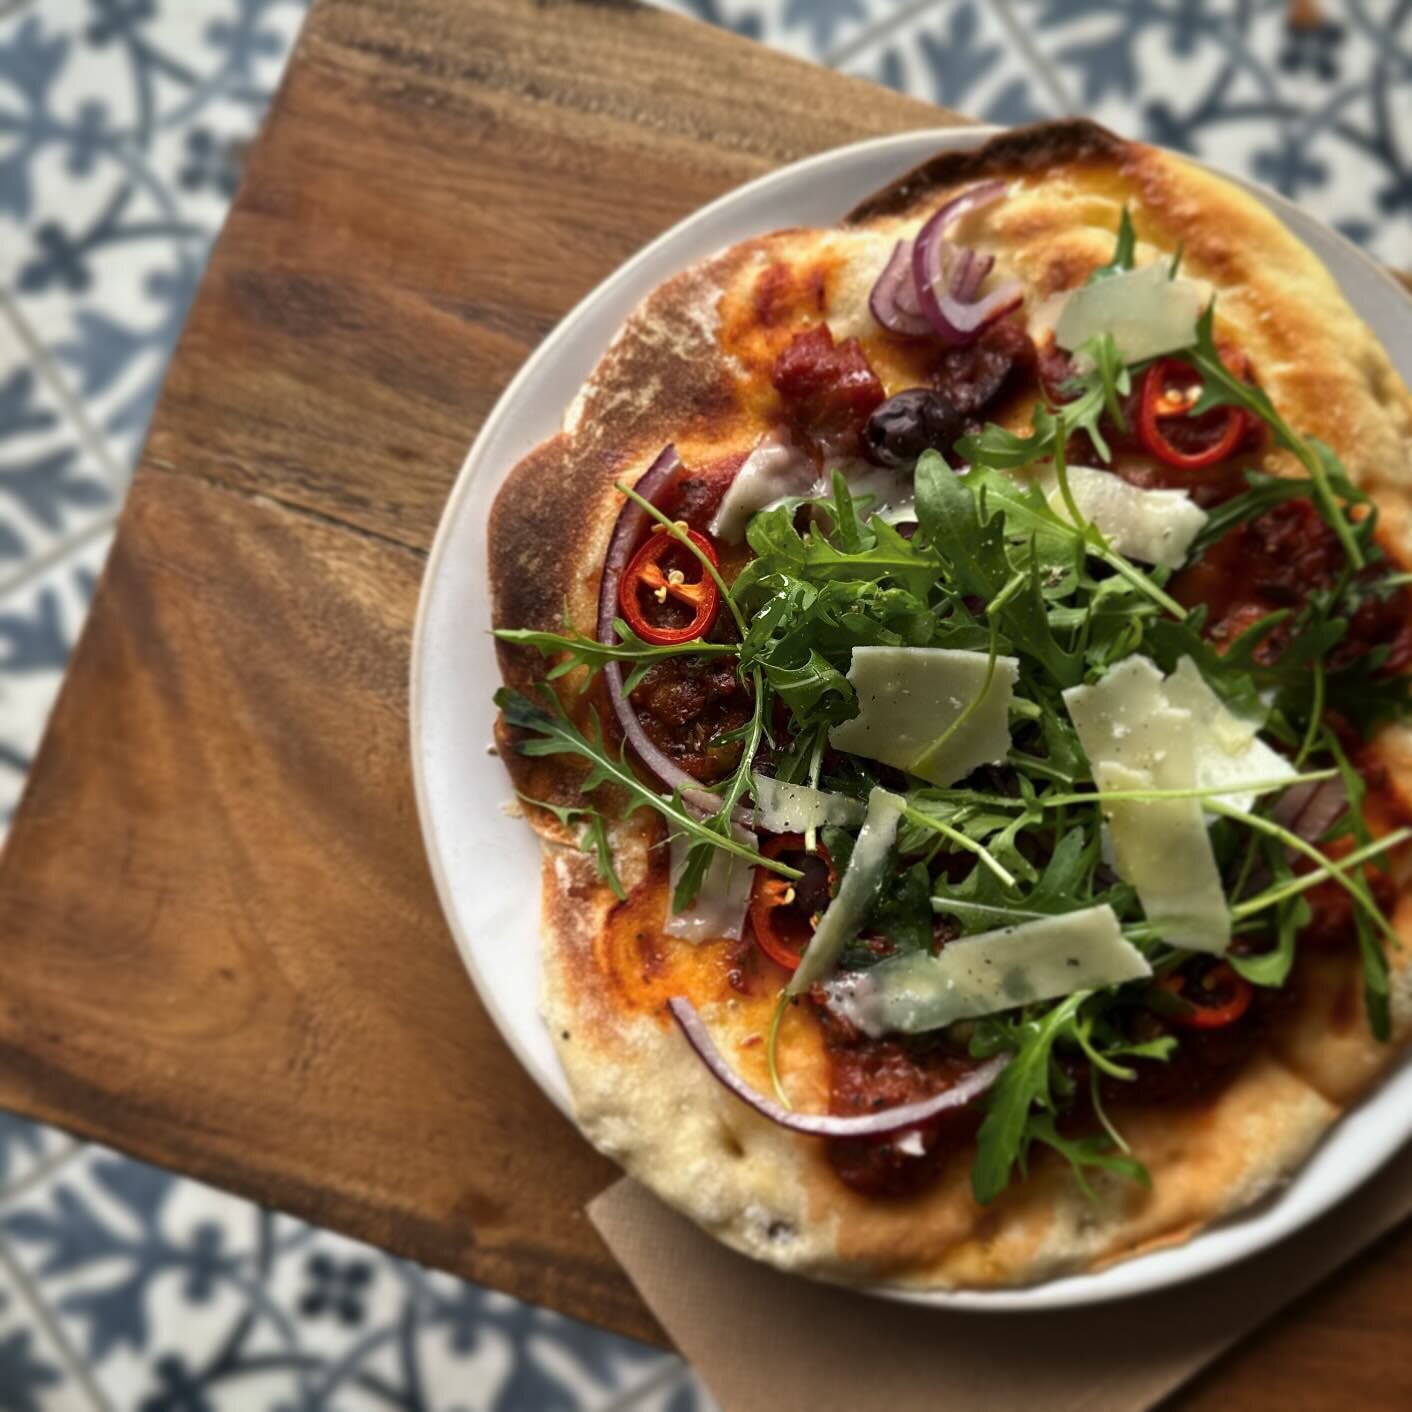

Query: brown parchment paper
[590,1140,1412,1412]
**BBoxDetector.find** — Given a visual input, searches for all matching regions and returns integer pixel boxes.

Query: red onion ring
[869,239,932,338]
[596,447,742,818]
[869,240,994,337]
[910,180,1023,345]
[1272,777,1349,844]
[597,447,698,790]
[668,997,1008,1139]
[954,249,994,303]
[896,255,927,320]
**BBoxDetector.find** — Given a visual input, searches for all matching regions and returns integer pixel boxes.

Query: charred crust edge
[843,119,1132,225]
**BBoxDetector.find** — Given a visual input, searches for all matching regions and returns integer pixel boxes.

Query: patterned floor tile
[0,310,115,582]
[844,0,1059,124]
[0,1118,77,1205]
[3,3,1410,1411]
[0,1259,96,1412]
[0,506,111,830]
[1009,0,1412,265]
[617,1367,720,1412]
[0,0,310,475]
[0,1147,678,1412]
[649,0,912,66]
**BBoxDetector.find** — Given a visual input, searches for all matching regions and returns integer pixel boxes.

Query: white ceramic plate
[411,126,1412,1310]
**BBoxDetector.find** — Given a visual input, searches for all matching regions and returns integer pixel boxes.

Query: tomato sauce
[812,995,988,1198]
[1173,497,1412,671]
[1096,999,1275,1111]
[629,655,751,782]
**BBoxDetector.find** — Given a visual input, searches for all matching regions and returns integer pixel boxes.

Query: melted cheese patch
[752,774,866,833]
[829,646,1020,788]
[709,435,815,543]
[1055,262,1210,365]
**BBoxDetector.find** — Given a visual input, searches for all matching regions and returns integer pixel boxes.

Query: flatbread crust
[490,120,1412,1289]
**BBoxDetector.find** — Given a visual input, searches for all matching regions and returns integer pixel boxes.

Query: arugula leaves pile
[494,213,1412,1207]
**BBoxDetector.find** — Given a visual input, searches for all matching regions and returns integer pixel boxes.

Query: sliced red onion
[1271,780,1317,831]
[1273,777,1349,844]
[954,249,994,303]
[895,254,927,320]
[869,239,932,338]
[596,447,748,821]
[948,247,976,304]
[869,240,993,337]
[597,447,704,797]
[911,181,1023,345]
[668,997,1008,1139]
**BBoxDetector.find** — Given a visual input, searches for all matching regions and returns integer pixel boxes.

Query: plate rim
[411,123,1412,1312]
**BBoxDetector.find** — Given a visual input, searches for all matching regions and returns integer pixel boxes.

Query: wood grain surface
[0,0,1408,1396]
[0,0,959,1348]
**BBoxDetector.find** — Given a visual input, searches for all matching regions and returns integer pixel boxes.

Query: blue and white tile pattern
[1,0,1408,1407]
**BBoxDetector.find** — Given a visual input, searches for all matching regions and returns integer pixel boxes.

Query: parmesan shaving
[825,904,1151,1036]
[829,646,1019,788]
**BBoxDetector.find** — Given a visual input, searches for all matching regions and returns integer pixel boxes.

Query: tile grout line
[0,511,120,603]
[824,0,951,69]
[990,0,1079,115]
[0,1232,117,1412]
[595,1355,695,1412]
[0,1140,84,1213]
[0,293,128,491]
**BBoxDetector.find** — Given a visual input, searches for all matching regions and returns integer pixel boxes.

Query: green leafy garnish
[971,994,1088,1204]
[517,793,628,900]
[1027,1115,1151,1202]
[1089,207,1136,282]
[494,202,1412,1209]
[1186,304,1364,569]
[674,662,767,911]
[496,687,800,882]
[496,621,735,692]
[1230,896,1308,989]
[1087,331,1132,433]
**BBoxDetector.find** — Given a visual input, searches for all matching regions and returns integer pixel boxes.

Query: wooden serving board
[0,0,1409,1398]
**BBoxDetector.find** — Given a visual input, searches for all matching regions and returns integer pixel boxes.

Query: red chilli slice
[1161,962,1254,1030]
[618,526,721,646]
[1138,358,1245,471]
[748,834,834,971]
[595,446,726,816]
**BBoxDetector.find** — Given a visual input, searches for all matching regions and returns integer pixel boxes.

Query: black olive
[791,851,834,918]
[861,388,965,469]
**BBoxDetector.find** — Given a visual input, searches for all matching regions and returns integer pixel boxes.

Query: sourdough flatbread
[490,120,1412,1289]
